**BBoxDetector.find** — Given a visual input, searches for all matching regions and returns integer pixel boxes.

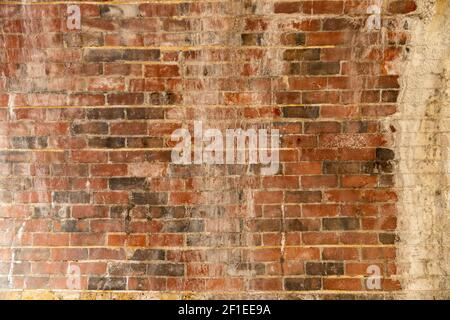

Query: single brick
[130,249,165,261]
[88,137,126,149]
[306,62,341,75]
[379,233,398,244]
[109,178,147,190]
[147,263,185,276]
[323,217,360,230]
[388,1,417,14]
[11,137,48,149]
[87,108,125,120]
[284,278,322,291]
[376,148,395,161]
[126,108,165,120]
[131,192,168,205]
[282,106,319,118]
[71,122,108,135]
[162,220,204,233]
[84,49,160,62]
[305,262,344,276]
[281,33,306,46]
[286,191,322,203]
[241,33,264,46]
[283,48,320,61]
[285,219,321,231]
[88,277,126,290]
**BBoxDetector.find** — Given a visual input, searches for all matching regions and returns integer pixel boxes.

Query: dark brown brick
[71,122,108,135]
[306,62,341,75]
[241,33,264,46]
[284,278,322,291]
[131,192,168,205]
[11,137,48,149]
[281,33,306,46]
[88,137,126,149]
[84,49,160,62]
[388,1,417,14]
[149,92,178,105]
[126,137,163,148]
[274,2,301,14]
[286,191,322,203]
[285,219,321,231]
[379,233,398,244]
[323,218,360,230]
[88,277,126,290]
[107,93,144,105]
[323,161,362,174]
[109,178,147,190]
[305,262,344,275]
[283,49,320,61]
[130,249,165,261]
[126,108,165,120]
[282,106,319,118]
[376,148,395,161]
[87,108,125,120]
[162,220,204,233]
[147,263,184,276]
[53,191,90,204]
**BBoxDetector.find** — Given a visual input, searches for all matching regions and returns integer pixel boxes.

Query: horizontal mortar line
[0,290,405,295]
[0,147,296,151]
[0,0,384,16]
[0,123,319,127]
[0,2,393,20]
[3,245,398,249]
[0,148,65,152]
[0,276,401,281]
[0,0,406,10]
[0,122,303,127]
[0,203,401,206]
[11,105,171,109]
[0,0,230,4]
[9,103,380,109]
[100,230,395,234]
[84,45,337,50]
[0,120,384,125]
[123,61,175,65]
[0,0,378,4]
[2,31,394,38]
[1,118,316,123]
[2,229,399,234]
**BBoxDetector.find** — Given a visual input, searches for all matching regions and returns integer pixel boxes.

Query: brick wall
[0,0,430,299]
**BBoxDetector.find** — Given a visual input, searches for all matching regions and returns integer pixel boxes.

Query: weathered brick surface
[0,0,445,299]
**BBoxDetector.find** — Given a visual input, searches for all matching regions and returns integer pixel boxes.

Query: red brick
[324,278,362,290]
[342,176,378,188]
[71,151,108,164]
[250,278,282,291]
[93,192,129,204]
[0,0,411,298]
[388,1,417,14]
[303,204,338,217]
[362,247,396,260]
[285,247,320,260]
[302,175,338,188]
[274,2,301,14]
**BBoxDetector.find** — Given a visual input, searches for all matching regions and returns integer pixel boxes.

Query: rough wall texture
[394,0,449,299]
[0,0,447,300]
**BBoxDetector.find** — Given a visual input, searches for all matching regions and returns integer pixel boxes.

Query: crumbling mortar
[390,0,450,299]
